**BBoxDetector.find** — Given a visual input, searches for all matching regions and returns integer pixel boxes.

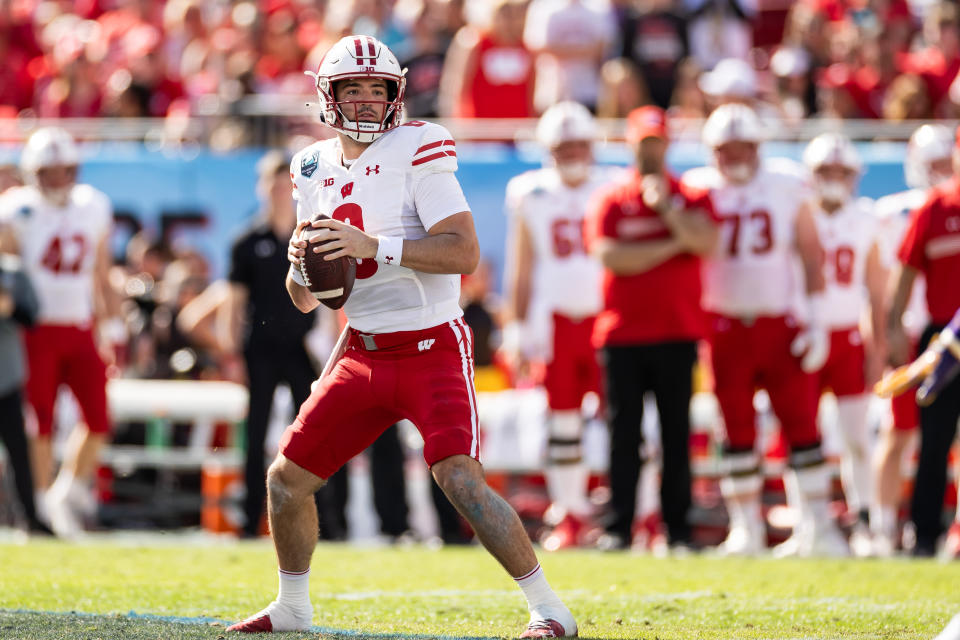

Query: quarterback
[228,36,577,638]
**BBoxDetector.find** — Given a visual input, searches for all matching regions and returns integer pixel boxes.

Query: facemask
[556,161,590,184]
[817,180,850,203]
[723,163,754,183]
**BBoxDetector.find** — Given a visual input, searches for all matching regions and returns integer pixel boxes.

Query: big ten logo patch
[322,178,335,188]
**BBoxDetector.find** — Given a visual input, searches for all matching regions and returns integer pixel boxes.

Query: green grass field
[1,537,958,639]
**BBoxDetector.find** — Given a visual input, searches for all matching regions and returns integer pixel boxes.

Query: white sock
[870,505,897,537]
[277,568,312,615]
[545,465,590,517]
[836,395,872,513]
[514,564,563,614]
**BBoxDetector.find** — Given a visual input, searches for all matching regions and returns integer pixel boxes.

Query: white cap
[803,132,862,173]
[535,101,596,148]
[702,103,763,148]
[699,58,757,98]
[905,123,955,189]
[20,127,80,174]
[770,46,811,78]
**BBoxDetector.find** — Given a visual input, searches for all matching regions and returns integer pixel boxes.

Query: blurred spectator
[888,137,960,556]
[883,73,933,120]
[870,123,953,556]
[584,106,718,551]
[0,251,49,535]
[438,0,535,118]
[770,45,815,123]
[699,57,781,121]
[899,1,960,118]
[617,0,690,111]
[397,0,450,117]
[596,58,650,118]
[685,0,754,70]
[523,0,616,113]
[0,165,23,194]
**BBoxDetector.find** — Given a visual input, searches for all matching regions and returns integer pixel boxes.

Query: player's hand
[0,291,13,318]
[309,217,378,261]
[790,324,829,373]
[886,323,911,367]
[288,220,311,266]
[641,174,670,213]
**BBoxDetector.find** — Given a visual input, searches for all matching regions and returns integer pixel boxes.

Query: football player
[803,133,886,556]
[228,35,576,638]
[870,123,953,555]
[0,127,122,538]
[683,104,845,556]
[502,102,617,550]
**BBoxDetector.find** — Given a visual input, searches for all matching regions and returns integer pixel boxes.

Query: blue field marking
[0,609,502,640]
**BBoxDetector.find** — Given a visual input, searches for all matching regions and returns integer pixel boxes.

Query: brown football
[298,214,356,310]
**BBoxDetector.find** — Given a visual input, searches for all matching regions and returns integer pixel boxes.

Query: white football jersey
[0,184,111,325]
[874,188,929,338]
[290,121,470,333]
[505,165,619,321]
[683,159,812,317]
[814,197,878,329]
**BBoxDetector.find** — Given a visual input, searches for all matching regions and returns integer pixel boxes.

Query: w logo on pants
[418,339,435,352]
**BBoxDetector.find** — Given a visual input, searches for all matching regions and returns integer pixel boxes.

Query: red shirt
[456,31,534,118]
[584,170,717,347]
[897,178,960,324]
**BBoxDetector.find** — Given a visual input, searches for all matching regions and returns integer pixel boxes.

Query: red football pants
[23,324,110,437]
[280,318,480,479]
[708,314,820,452]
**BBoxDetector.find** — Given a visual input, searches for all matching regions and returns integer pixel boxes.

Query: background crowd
[4,0,960,141]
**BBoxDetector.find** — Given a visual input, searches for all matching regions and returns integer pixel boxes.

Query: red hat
[626,106,668,143]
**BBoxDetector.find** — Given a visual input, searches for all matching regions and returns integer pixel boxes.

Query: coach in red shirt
[584,106,719,551]
[887,130,960,556]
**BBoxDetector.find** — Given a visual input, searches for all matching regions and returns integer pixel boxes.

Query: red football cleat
[226,613,273,633]
[519,618,576,638]
[542,514,586,551]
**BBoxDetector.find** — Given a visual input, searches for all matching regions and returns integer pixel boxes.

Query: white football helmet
[535,101,596,149]
[804,133,861,204]
[306,35,406,143]
[20,127,80,205]
[703,104,763,183]
[905,124,955,189]
[702,104,763,148]
[803,132,861,174]
[20,127,80,175]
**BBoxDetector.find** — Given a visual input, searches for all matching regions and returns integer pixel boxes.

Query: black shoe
[912,541,937,557]
[595,532,629,551]
[27,520,55,536]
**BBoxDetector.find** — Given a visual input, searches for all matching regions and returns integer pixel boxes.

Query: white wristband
[288,263,306,286]
[375,235,403,266]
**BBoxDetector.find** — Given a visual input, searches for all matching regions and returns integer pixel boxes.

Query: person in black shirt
[617,0,689,110]
[224,151,319,537]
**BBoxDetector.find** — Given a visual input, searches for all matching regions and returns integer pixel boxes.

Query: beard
[638,153,663,175]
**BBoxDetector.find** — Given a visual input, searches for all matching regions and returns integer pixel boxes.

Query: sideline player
[683,104,844,556]
[803,133,886,556]
[0,128,121,539]
[870,123,954,555]
[227,36,577,638]
[502,101,616,550]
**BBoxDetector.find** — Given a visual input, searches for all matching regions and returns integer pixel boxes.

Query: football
[298,214,356,309]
